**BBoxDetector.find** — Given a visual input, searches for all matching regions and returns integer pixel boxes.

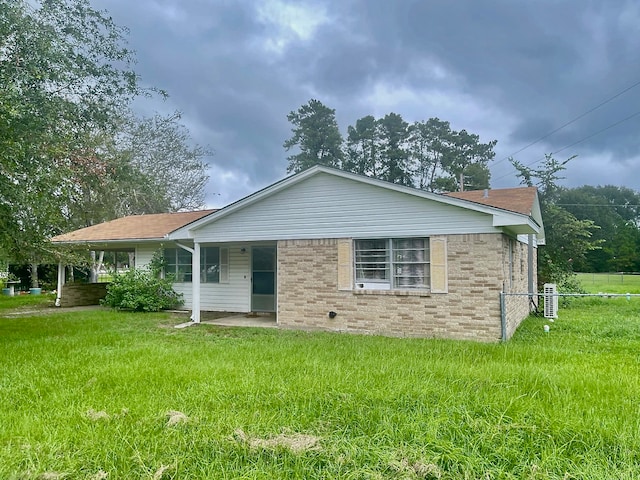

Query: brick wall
[60,283,108,307]
[277,234,534,342]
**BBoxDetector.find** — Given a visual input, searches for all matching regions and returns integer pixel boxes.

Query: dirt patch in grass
[85,409,110,421]
[84,408,128,422]
[392,458,442,479]
[232,428,321,453]
[152,464,173,480]
[38,473,68,480]
[166,410,189,427]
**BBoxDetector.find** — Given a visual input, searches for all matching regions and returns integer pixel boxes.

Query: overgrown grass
[0,300,639,479]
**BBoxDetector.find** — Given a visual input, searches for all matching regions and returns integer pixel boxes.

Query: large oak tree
[0,0,209,269]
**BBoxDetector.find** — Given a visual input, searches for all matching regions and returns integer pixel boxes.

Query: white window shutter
[220,247,229,283]
[337,239,353,291]
[430,236,448,293]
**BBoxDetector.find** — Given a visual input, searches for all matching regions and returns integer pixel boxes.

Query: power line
[492,78,640,169]
[552,109,640,155]
[492,108,640,183]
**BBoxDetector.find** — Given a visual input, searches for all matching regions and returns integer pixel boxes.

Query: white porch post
[191,241,201,323]
[55,261,65,307]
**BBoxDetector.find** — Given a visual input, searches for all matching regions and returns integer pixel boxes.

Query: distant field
[576,272,640,294]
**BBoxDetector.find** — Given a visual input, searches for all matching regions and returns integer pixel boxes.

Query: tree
[408,118,455,191]
[344,115,382,177]
[0,0,150,263]
[444,129,495,191]
[0,1,211,292]
[511,154,575,204]
[407,119,496,192]
[286,102,497,192]
[377,113,412,186]
[110,112,211,215]
[284,99,344,173]
[557,185,640,272]
[511,154,600,290]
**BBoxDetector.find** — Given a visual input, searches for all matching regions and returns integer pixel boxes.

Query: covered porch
[51,239,279,325]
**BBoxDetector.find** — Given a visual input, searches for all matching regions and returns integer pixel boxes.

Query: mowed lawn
[576,272,640,294]
[1,291,639,479]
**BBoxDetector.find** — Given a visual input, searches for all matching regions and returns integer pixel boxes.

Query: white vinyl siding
[191,173,497,242]
[135,245,157,269]
[173,246,250,312]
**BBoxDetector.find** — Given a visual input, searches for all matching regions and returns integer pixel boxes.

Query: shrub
[102,268,183,312]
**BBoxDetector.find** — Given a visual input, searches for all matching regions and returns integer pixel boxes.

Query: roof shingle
[444,187,538,216]
[51,210,216,243]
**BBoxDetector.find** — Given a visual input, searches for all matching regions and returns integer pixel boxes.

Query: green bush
[102,268,183,312]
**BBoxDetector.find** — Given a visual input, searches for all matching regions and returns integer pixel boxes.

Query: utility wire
[491,78,640,169]
[492,108,640,182]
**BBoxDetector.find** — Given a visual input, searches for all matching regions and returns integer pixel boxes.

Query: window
[201,247,229,283]
[164,246,229,284]
[164,248,192,283]
[355,239,389,283]
[355,238,430,289]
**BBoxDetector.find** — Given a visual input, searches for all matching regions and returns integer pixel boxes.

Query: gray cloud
[92,0,640,205]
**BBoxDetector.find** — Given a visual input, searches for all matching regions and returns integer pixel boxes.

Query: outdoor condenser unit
[543,283,558,319]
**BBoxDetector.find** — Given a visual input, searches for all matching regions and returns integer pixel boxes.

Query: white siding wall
[170,245,251,312]
[135,244,157,268]
[173,283,193,309]
[193,173,498,242]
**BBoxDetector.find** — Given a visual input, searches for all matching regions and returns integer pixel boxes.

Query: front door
[251,246,276,312]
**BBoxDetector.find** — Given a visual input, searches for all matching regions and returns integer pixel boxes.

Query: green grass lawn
[1,298,639,479]
[0,292,55,311]
[576,272,640,294]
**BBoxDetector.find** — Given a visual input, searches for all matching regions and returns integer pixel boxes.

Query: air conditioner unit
[543,283,558,319]
[355,282,391,290]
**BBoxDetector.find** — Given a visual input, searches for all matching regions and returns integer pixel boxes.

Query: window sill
[352,289,431,297]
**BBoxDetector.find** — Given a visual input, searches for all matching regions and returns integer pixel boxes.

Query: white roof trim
[167,165,542,240]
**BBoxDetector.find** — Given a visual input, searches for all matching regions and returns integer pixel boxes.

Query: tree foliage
[409,119,495,192]
[0,0,209,266]
[344,115,381,177]
[284,99,344,173]
[285,100,497,191]
[557,185,640,272]
[511,155,600,289]
[0,0,142,262]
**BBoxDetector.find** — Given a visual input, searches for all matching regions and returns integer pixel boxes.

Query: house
[51,165,544,341]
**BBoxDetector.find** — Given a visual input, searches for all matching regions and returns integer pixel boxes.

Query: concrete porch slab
[201,313,277,328]
[173,312,277,329]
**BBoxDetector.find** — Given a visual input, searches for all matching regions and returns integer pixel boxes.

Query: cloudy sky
[92,0,640,208]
